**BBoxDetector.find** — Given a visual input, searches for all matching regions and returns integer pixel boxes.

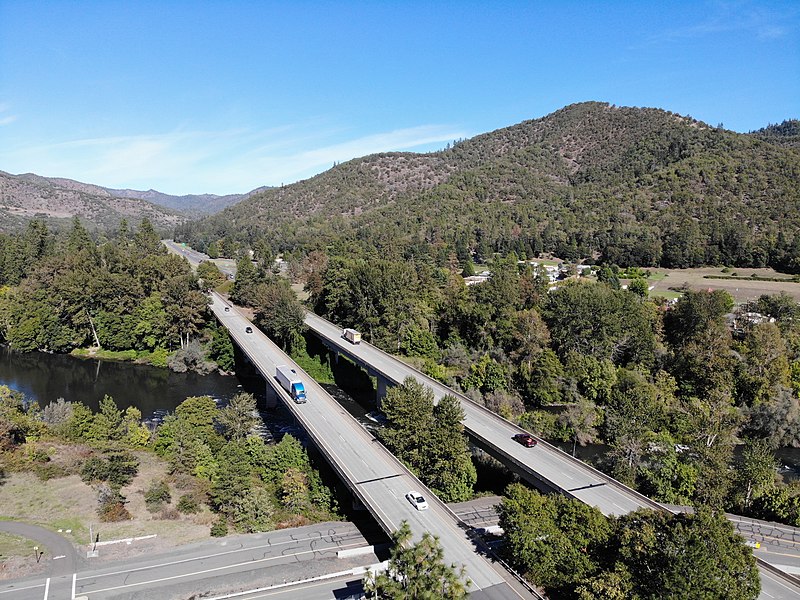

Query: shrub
[81,456,109,483]
[96,484,131,522]
[167,341,216,374]
[146,348,170,368]
[210,516,228,537]
[100,501,132,522]
[105,451,139,487]
[177,494,200,514]
[81,451,139,487]
[34,463,68,481]
[144,480,172,512]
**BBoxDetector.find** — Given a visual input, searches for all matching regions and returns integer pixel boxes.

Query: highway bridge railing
[305,311,665,513]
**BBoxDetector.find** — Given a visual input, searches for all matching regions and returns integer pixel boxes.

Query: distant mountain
[105,186,270,216]
[0,171,186,233]
[177,101,800,271]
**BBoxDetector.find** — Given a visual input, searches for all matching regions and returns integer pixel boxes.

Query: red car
[513,433,537,447]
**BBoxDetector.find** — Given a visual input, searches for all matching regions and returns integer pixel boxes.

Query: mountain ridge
[0,171,270,232]
[176,101,800,271]
[0,170,186,233]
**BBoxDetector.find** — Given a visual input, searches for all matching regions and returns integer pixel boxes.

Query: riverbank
[70,347,171,367]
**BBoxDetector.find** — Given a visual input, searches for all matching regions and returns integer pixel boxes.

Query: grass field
[646,267,800,303]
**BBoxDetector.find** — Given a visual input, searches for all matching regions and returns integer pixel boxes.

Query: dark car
[513,433,537,447]
[245,326,253,333]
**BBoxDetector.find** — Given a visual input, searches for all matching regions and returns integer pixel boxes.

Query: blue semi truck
[275,365,307,404]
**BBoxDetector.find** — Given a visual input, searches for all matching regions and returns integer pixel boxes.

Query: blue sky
[0,1,798,195]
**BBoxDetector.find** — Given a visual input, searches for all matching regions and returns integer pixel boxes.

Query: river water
[0,346,383,446]
[0,346,268,418]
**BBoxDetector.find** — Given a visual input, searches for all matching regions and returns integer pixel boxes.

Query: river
[0,346,280,421]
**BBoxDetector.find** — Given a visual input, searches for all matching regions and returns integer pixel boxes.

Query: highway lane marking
[757,547,800,559]
[42,577,49,600]
[77,536,365,581]
[71,573,76,600]
[0,582,45,596]
[79,543,369,595]
[761,571,800,596]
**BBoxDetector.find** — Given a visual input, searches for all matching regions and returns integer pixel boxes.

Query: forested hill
[0,170,185,233]
[177,101,800,271]
[751,119,800,149]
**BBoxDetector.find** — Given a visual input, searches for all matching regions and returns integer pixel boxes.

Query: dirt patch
[0,532,48,580]
[649,267,800,303]
[0,451,213,578]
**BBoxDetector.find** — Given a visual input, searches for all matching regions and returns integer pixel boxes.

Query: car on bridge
[245,326,253,333]
[513,433,537,447]
[406,491,429,510]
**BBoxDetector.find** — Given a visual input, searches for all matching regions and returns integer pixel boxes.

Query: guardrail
[304,311,664,512]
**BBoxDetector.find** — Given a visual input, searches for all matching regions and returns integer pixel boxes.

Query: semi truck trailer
[343,328,361,344]
[275,365,307,403]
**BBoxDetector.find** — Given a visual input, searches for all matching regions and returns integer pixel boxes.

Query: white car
[406,490,429,511]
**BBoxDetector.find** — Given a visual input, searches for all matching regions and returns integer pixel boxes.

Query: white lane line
[71,573,76,600]
[42,578,49,600]
[0,582,45,596]
[82,543,363,595]
[80,532,357,581]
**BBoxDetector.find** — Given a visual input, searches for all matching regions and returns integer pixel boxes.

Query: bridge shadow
[303,333,376,404]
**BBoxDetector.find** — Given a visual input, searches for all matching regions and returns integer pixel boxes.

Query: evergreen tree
[364,521,471,599]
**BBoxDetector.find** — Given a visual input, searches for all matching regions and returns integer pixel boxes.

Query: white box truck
[275,365,307,403]
[343,328,361,344]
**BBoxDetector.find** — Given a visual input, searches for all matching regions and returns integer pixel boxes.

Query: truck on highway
[343,328,362,344]
[275,365,307,403]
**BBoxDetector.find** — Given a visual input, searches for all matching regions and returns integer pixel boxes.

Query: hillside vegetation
[0,171,185,233]
[178,102,800,271]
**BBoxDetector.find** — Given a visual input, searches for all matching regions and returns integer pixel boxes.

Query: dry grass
[0,451,214,569]
[0,532,47,579]
[649,267,800,303]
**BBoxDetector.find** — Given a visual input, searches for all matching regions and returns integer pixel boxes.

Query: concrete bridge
[209,292,531,599]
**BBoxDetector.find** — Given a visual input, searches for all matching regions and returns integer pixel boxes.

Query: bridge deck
[210,293,514,596]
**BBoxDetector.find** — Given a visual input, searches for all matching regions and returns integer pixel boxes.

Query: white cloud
[0,102,17,126]
[0,124,467,195]
[645,1,796,45]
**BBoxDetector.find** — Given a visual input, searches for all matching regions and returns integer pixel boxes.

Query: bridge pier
[376,377,389,409]
[264,382,278,409]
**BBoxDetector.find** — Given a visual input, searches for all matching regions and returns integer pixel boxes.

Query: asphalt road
[304,311,653,516]
[166,241,800,598]
[1,522,379,600]
[163,239,236,278]
[210,293,523,598]
[303,313,800,598]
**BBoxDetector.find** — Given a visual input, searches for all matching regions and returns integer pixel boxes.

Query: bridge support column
[352,495,366,511]
[264,382,278,409]
[376,377,388,409]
